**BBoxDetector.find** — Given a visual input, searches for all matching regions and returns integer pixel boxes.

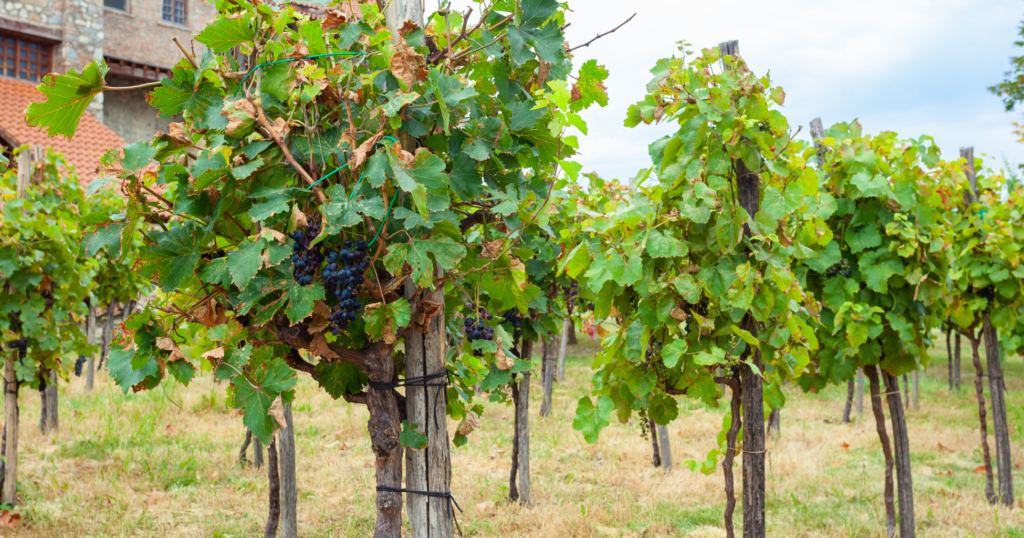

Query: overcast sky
[452,0,1024,181]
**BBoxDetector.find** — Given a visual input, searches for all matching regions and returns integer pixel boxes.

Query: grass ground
[3,336,1023,537]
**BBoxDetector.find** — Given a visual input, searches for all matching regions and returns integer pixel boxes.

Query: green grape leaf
[573,395,614,444]
[400,420,429,450]
[233,358,297,444]
[315,361,368,399]
[647,229,688,258]
[228,236,267,288]
[196,16,257,53]
[122,141,157,173]
[148,65,220,118]
[26,59,108,138]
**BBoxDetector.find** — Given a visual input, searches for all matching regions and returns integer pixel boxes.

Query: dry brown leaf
[307,300,333,335]
[0,510,21,528]
[364,303,398,344]
[270,117,292,139]
[261,228,287,244]
[287,40,309,60]
[935,470,953,476]
[349,131,385,170]
[196,301,228,327]
[974,465,988,475]
[155,336,176,351]
[202,347,225,360]
[456,411,481,437]
[269,396,288,430]
[309,333,341,359]
[341,132,357,150]
[222,98,256,138]
[390,43,425,90]
[482,240,504,259]
[230,407,244,417]
[495,337,514,370]
[840,442,850,451]
[570,84,583,102]
[292,206,309,229]
[394,142,415,168]
[168,122,191,145]
[670,307,689,322]
[322,9,349,30]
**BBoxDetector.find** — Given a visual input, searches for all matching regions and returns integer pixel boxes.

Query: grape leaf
[573,395,614,443]
[196,16,257,53]
[26,59,108,138]
[233,358,296,443]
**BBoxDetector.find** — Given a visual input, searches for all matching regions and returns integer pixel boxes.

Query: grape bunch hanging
[977,285,996,302]
[74,356,87,377]
[501,308,523,339]
[200,249,226,262]
[563,280,579,315]
[5,337,27,359]
[825,258,852,278]
[463,303,494,357]
[646,338,663,361]
[290,222,324,287]
[324,239,370,334]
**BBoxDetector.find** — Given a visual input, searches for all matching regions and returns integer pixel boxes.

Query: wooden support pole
[3,354,18,505]
[982,313,1014,506]
[556,318,569,382]
[720,39,765,538]
[85,301,97,391]
[279,402,298,538]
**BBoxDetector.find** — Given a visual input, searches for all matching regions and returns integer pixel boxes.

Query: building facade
[0,0,216,144]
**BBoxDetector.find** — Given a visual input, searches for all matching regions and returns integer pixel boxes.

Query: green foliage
[26,0,604,444]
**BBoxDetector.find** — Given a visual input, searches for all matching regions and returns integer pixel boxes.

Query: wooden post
[911,371,919,411]
[842,379,855,423]
[954,333,962,391]
[264,436,280,538]
[85,301,97,391]
[809,117,827,169]
[855,369,864,416]
[882,371,915,537]
[556,318,569,382]
[15,149,31,197]
[279,402,298,538]
[385,0,424,42]
[982,313,1014,506]
[99,302,116,368]
[902,374,909,409]
[961,147,978,205]
[45,369,57,432]
[720,39,765,538]
[38,374,47,434]
[3,354,18,504]
[515,340,532,505]
[945,326,953,392]
[656,423,671,471]
[539,336,556,417]
[403,264,453,538]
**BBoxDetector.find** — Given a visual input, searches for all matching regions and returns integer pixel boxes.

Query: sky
[450,0,1024,181]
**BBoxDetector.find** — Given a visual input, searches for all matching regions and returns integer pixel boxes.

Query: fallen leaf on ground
[974,465,988,474]
[841,442,850,450]
[0,510,20,527]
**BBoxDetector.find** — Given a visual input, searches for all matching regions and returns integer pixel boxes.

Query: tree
[567,43,823,538]
[0,148,92,503]
[801,121,959,537]
[27,1,605,535]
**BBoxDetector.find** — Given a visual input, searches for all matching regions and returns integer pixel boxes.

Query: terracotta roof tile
[0,76,126,187]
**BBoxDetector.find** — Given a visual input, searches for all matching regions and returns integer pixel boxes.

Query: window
[0,36,52,82]
[104,0,127,11]
[162,0,186,26]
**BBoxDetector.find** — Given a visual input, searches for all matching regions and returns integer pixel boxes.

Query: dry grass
[3,337,1023,537]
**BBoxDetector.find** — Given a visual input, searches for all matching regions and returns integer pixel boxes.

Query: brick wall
[104,0,216,69]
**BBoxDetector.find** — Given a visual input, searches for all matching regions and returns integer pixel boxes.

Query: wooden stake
[279,402,298,538]
[982,312,1014,506]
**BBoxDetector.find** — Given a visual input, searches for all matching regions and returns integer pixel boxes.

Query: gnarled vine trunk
[968,335,997,504]
[842,378,855,423]
[264,436,280,538]
[365,342,403,538]
[864,365,896,538]
[649,417,661,467]
[982,313,1014,506]
[540,336,556,417]
[3,354,18,504]
[723,373,742,538]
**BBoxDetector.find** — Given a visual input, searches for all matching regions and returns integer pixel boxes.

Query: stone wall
[103,74,173,143]
[104,0,216,69]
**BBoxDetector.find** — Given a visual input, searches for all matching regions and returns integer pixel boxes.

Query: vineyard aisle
[5,338,1022,537]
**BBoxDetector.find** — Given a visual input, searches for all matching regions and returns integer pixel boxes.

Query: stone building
[0,0,216,160]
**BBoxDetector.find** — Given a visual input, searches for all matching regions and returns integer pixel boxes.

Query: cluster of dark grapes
[290,222,324,287]
[825,258,852,278]
[5,337,27,359]
[201,249,227,262]
[586,302,595,312]
[464,303,495,356]
[501,308,523,339]
[74,356,87,377]
[977,285,996,301]
[324,239,370,334]
[646,338,663,361]
[563,281,579,315]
